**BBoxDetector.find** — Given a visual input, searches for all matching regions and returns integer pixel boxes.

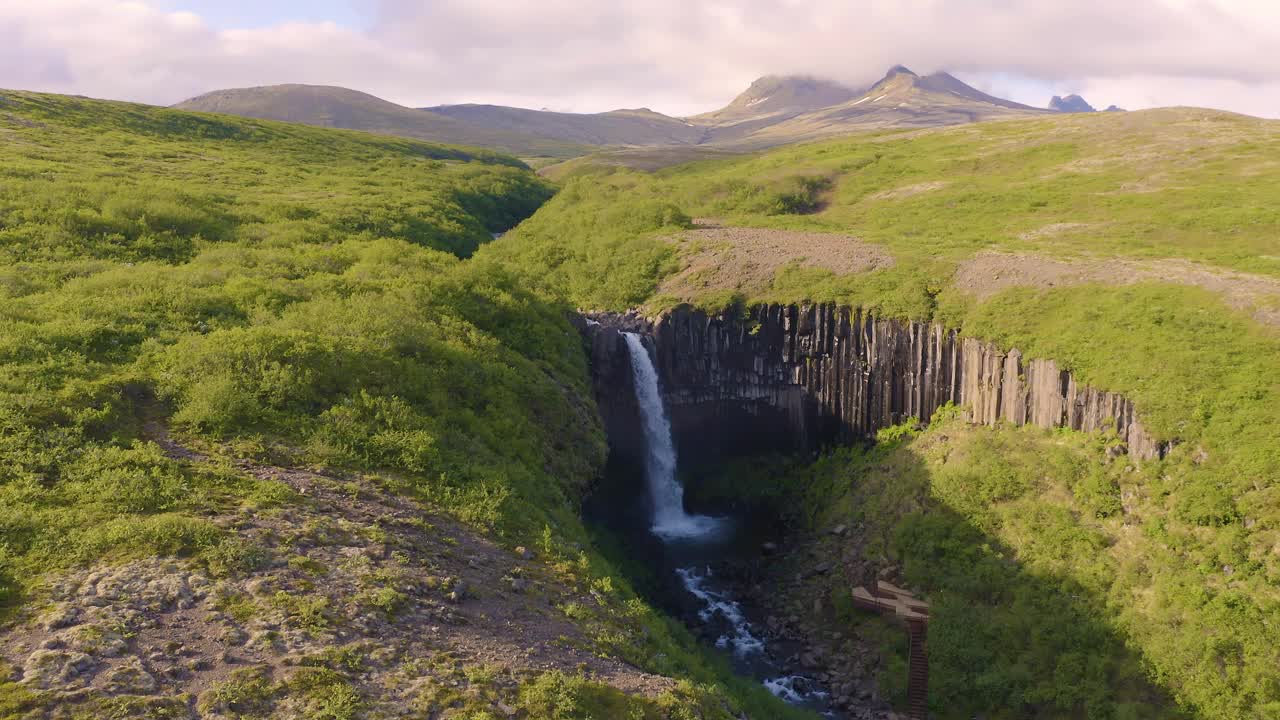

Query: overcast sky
[3,0,1279,118]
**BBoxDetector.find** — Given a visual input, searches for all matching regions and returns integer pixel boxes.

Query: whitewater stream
[622,332,839,716]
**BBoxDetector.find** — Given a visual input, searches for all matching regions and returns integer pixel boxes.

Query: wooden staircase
[851,581,930,719]
[906,617,929,719]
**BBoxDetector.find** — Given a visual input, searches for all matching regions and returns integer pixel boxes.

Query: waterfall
[617,331,836,715]
[622,332,722,540]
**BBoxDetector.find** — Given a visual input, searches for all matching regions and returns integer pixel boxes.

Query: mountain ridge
[174,84,591,158]
[688,74,863,125]
[176,67,1063,160]
[712,65,1049,149]
[422,102,706,146]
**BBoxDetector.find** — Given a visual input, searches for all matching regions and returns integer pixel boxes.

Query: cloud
[0,1,430,105]
[2,0,1279,117]
[0,11,74,87]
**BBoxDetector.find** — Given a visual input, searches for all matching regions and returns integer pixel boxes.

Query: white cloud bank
[2,0,1279,117]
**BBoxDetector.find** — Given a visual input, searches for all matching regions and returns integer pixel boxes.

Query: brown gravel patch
[954,251,1280,327]
[659,224,894,300]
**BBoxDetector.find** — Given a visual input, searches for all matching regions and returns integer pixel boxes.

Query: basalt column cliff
[585,304,1172,469]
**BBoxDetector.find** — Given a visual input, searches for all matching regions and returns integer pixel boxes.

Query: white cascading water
[622,332,833,715]
[622,332,722,540]
[675,566,765,656]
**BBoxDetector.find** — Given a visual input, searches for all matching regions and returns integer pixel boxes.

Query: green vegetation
[0,90,552,265]
[0,90,814,719]
[196,664,363,720]
[782,417,1191,718]
[0,90,573,603]
[497,108,1280,311]
[4,84,1278,720]
[0,664,41,717]
[518,671,732,719]
[483,109,1280,718]
[198,666,277,717]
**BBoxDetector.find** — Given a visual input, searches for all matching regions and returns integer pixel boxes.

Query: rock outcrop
[585,304,1171,466]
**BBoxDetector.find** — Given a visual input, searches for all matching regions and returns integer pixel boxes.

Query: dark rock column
[577,312,650,469]
[581,304,1172,472]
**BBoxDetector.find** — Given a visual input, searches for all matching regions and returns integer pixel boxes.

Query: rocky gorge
[580,302,1181,717]
[583,302,1173,472]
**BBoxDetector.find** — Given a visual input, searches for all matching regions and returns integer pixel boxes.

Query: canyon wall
[584,304,1172,467]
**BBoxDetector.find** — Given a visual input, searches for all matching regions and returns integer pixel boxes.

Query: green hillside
[4,84,1279,720]
[0,90,812,719]
[482,107,1280,718]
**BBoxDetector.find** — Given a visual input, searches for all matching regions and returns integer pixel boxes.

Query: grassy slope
[521,107,1280,290]
[481,108,1280,718]
[0,91,813,719]
[0,85,564,611]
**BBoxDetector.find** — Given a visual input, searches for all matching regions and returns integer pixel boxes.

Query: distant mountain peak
[741,74,857,99]
[1049,94,1096,113]
[694,74,860,122]
[854,67,1041,113]
[866,65,921,91]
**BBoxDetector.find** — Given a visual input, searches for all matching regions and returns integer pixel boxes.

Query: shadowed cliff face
[584,304,1173,472]
[578,313,649,471]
